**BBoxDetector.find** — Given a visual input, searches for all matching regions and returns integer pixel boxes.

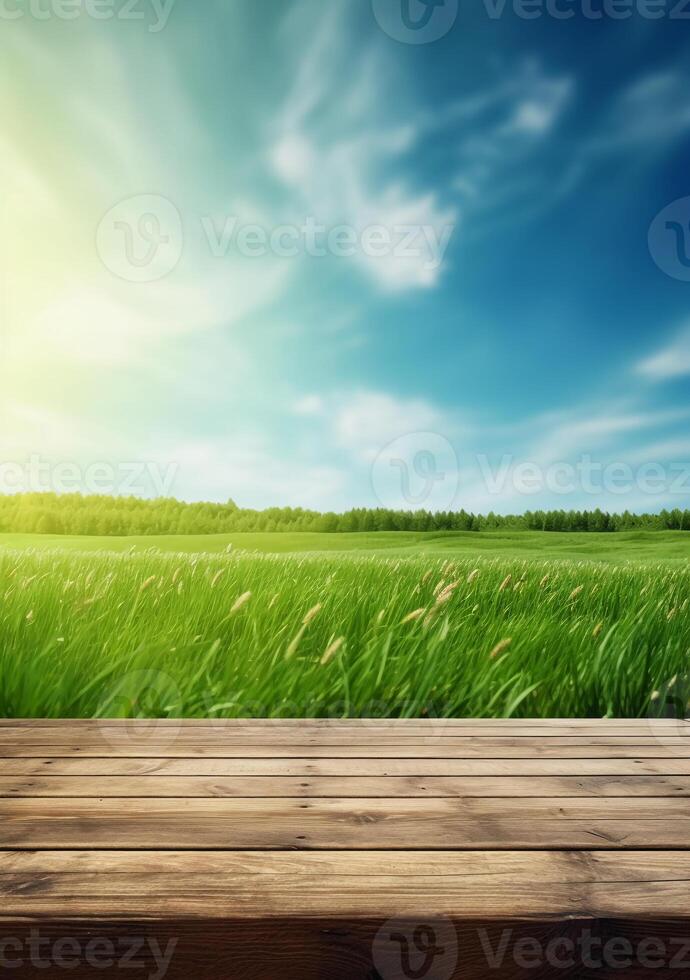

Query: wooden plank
[2,734,688,751]
[4,756,690,775]
[1,851,690,918]
[4,796,687,818]
[1,741,687,757]
[1,774,689,797]
[0,731,690,759]
[0,722,684,737]
[4,847,690,877]
[2,798,689,849]
[2,920,690,980]
[1,717,686,726]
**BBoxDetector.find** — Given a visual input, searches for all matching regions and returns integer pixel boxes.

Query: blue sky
[3,0,690,512]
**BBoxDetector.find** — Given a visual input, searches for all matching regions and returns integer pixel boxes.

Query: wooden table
[1,718,689,978]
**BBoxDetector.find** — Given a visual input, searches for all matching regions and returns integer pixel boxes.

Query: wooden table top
[1,718,689,978]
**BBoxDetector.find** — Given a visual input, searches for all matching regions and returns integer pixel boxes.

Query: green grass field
[0,531,688,719]
[2,528,690,561]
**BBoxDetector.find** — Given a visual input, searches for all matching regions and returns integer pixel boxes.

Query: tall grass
[1,547,688,718]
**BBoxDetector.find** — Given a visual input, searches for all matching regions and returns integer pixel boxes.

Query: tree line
[0,493,689,536]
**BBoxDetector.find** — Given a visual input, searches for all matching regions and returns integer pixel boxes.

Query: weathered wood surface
[1,719,688,979]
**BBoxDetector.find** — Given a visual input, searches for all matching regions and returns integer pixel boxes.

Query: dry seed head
[303,603,322,626]
[321,637,345,665]
[139,576,156,592]
[230,591,252,614]
[592,622,603,638]
[489,637,512,659]
[436,581,459,605]
[211,570,224,588]
[285,625,306,660]
[498,575,512,592]
[539,574,549,588]
[401,608,426,624]
[423,603,445,628]
[421,570,433,585]
[433,579,446,597]
[467,569,480,583]
[569,585,584,601]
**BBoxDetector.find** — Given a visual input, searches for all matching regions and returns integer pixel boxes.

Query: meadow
[0,531,688,719]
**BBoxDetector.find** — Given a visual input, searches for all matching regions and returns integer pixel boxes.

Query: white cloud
[268,2,455,292]
[292,395,325,417]
[637,328,690,381]
[598,70,690,150]
[155,439,345,509]
[334,391,452,461]
[449,64,574,214]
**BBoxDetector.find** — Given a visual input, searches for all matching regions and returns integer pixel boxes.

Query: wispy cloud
[334,390,455,461]
[637,326,690,381]
[269,1,456,291]
[152,438,346,508]
[593,68,690,153]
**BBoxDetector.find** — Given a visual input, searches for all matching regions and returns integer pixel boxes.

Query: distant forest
[1,493,689,535]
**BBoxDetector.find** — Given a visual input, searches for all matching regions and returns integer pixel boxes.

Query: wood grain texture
[2,797,690,849]
[2,740,688,758]
[2,774,689,796]
[1,720,689,978]
[5,756,690,775]
[1,851,690,917]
